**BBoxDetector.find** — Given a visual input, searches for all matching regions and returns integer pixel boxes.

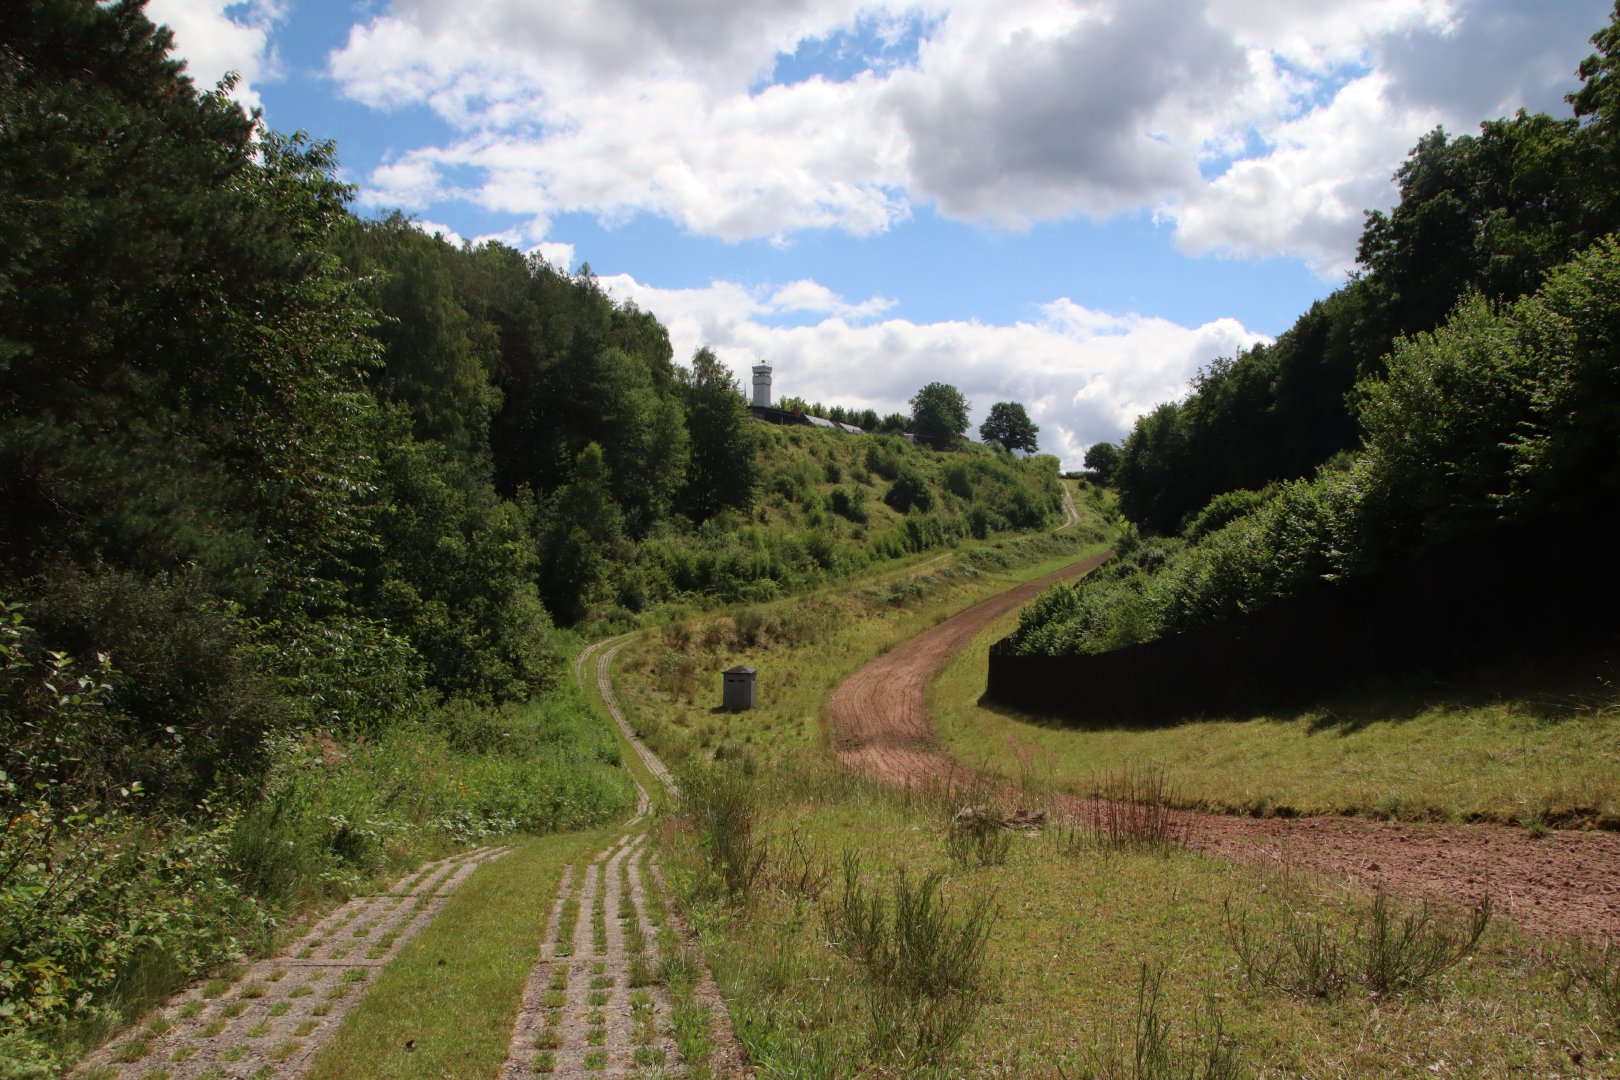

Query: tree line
[1011,2,1620,658]
[1095,3,1620,536]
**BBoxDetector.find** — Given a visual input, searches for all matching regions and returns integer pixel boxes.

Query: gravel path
[828,554,1620,941]
[497,638,747,1079]
[72,846,510,1080]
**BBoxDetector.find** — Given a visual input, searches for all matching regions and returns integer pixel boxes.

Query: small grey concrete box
[722,665,757,712]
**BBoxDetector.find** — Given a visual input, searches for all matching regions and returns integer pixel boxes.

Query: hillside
[0,5,1067,1070]
[613,422,1064,619]
[1010,5,1620,667]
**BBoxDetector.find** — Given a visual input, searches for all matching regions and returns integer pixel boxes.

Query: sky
[148,0,1611,470]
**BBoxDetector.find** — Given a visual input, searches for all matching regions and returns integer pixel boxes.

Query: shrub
[902,513,947,554]
[9,571,291,809]
[828,486,868,524]
[1181,487,1271,541]
[885,469,933,514]
[680,762,768,903]
[823,852,995,1063]
[864,441,903,481]
[0,801,272,1070]
[1223,889,1489,1000]
[732,607,777,648]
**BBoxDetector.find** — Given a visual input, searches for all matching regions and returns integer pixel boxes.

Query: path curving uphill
[499,636,747,1079]
[830,551,1109,786]
[827,557,1620,941]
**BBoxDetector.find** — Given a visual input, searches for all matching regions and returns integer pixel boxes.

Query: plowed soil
[828,556,1620,940]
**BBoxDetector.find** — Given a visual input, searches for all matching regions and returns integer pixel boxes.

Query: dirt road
[828,556,1620,940]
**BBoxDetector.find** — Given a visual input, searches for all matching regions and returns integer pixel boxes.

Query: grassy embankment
[617,527,1104,772]
[932,605,1620,830]
[588,424,1064,634]
[610,513,1618,1076]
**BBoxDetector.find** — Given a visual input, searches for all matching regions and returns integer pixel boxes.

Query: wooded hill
[0,2,1062,1068]
[1009,3,1620,661]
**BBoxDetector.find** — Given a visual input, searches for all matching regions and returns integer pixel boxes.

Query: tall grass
[678,761,769,902]
[231,693,635,909]
[1559,937,1620,1035]
[1075,962,1246,1080]
[1068,766,1189,856]
[823,851,996,1064]
[1223,888,1490,999]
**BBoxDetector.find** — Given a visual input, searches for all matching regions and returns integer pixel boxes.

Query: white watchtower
[752,363,772,408]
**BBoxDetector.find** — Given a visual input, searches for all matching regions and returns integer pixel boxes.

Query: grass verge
[664,758,1608,1076]
[303,828,612,1080]
[931,608,1620,828]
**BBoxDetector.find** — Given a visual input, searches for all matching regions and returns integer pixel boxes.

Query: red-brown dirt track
[828,555,1620,940]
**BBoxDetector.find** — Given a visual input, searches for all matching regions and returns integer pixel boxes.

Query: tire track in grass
[73,846,510,1080]
[499,639,747,1078]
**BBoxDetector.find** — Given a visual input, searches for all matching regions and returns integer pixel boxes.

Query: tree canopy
[979,401,1039,452]
[680,348,760,523]
[909,382,971,443]
[1110,1,1620,535]
[1082,442,1121,485]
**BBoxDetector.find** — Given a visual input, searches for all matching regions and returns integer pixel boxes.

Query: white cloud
[410,219,465,246]
[768,280,895,320]
[1164,0,1609,276]
[146,0,284,112]
[327,0,1611,274]
[596,273,1266,470]
[531,242,576,270]
[1166,71,1438,278]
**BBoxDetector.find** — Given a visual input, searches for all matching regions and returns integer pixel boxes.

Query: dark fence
[985,509,1620,724]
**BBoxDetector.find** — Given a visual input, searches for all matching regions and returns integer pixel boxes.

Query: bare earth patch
[828,554,1620,941]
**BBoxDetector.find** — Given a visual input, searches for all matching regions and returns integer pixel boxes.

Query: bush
[828,486,868,524]
[0,801,272,1069]
[865,441,904,481]
[885,469,933,513]
[823,852,995,1063]
[680,761,768,903]
[1181,487,1271,541]
[9,570,290,808]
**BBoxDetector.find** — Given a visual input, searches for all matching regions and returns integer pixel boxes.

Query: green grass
[931,610,1620,827]
[613,530,1105,770]
[679,759,1601,1076]
[604,491,1615,1074]
[304,828,613,1080]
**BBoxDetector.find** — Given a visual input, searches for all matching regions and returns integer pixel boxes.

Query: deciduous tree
[909,382,970,444]
[979,401,1039,452]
